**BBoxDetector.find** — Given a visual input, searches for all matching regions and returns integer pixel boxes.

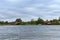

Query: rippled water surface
[0,25,60,40]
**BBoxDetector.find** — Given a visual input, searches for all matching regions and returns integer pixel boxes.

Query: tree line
[0,17,60,25]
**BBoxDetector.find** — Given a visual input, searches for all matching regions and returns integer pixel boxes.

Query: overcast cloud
[0,0,60,21]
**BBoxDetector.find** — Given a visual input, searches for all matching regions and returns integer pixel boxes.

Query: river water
[0,25,60,40]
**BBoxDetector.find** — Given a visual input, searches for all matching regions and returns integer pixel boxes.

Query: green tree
[15,18,22,25]
[51,19,59,25]
[36,17,44,24]
[30,19,36,25]
[59,17,60,21]
[5,21,9,25]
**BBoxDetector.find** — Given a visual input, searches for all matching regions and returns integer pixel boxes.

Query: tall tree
[15,18,22,25]
[36,17,44,24]
[59,17,60,21]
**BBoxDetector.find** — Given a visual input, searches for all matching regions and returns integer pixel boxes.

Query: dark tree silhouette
[36,17,44,24]
[15,18,22,25]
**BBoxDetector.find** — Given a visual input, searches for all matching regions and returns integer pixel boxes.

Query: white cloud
[54,0,60,3]
[48,4,60,9]
[5,0,23,3]
[0,0,60,21]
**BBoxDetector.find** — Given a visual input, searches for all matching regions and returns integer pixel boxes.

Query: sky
[0,0,60,21]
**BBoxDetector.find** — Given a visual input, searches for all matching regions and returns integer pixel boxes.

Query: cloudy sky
[0,0,60,21]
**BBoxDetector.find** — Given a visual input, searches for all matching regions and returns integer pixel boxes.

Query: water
[0,25,60,40]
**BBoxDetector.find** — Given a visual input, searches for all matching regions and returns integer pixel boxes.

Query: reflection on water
[0,25,60,40]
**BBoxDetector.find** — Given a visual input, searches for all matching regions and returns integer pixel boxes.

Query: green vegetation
[0,17,60,25]
[36,18,44,25]
[15,18,22,25]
